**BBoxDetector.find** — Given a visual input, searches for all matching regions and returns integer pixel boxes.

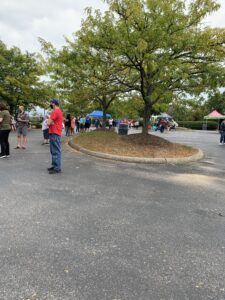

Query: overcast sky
[0,0,224,53]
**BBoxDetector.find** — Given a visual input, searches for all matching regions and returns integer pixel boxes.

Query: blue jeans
[220,131,225,143]
[49,134,62,170]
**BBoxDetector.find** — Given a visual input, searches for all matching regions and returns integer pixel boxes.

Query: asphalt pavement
[0,129,225,300]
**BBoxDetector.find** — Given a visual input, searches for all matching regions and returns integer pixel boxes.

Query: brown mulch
[73,131,197,158]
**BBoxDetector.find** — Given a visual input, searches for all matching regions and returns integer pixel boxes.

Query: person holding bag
[0,102,11,158]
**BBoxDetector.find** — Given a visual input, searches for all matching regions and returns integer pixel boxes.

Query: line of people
[0,103,30,158]
[63,114,92,136]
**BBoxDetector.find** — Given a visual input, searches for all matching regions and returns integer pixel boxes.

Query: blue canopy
[88,111,112,118]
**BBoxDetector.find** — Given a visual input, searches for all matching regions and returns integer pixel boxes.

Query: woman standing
[64,114,71,136]
[70,116,76,135]
[0,102,11,158]
[42,114,50,145]
[75,117,80,133]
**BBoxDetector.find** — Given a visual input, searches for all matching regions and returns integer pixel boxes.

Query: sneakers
[48,169,62,174]
[0,155,6,159]
[47,166,61,174]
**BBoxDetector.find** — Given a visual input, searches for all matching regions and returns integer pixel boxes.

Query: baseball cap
[50,98,60,105]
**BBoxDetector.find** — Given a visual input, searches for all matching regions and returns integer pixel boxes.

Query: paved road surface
[0,129,225,300]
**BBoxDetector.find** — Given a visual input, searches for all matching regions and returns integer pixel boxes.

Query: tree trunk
[102,107,107,129]
[142,102,152,135]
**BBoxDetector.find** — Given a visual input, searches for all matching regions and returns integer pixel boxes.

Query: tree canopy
[0,40,52,113]
[73,0,225,132]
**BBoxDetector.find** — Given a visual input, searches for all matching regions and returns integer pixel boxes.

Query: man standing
[219,119,225,145]
[47,99,63,174]
[15,105,30,149]
[109,118,113,129]
[85,115,91,132]
[79,116,86,132]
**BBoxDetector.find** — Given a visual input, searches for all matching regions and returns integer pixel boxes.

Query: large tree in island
[79,0,225,133]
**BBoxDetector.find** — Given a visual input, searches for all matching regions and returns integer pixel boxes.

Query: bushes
[178,121,218,130]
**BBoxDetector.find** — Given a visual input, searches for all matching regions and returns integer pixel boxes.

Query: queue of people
[2,101,225,175]
[62,115,92,136]
[0,103,30,158]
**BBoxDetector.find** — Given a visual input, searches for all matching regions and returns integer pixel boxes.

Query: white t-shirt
[42,119,48,131]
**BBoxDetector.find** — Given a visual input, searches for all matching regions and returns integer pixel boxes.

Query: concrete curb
[68,139,204,164]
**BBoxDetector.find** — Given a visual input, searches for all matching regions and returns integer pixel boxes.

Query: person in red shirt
[47,99,63,174]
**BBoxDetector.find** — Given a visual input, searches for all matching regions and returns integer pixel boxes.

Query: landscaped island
[73,131,198,159]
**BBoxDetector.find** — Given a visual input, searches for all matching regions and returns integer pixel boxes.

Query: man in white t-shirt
[109,118,113,129]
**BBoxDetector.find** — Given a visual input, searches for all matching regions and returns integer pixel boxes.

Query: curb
[68,139,204,164]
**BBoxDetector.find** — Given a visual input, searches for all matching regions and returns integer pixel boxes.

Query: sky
[0,0,224,53]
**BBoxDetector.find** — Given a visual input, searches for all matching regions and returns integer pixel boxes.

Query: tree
[0,41,50,113]
[169,96,209,121]
[79,0,225,133]
[40,36,131,127]
[109,95,144,119]
[206,91,225,113]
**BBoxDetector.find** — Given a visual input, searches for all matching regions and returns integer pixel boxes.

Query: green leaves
[38,0,225,132]
[0,41,49,113]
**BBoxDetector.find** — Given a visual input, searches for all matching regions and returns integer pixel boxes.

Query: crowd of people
[60,114,93,136]
[151,118,178,133]
[0,100,63,174]
[1,101,225,174]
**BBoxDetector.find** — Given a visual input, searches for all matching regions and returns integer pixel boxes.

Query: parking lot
[0,129,225,300]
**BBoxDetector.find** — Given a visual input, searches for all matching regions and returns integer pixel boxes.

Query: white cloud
[0,0,108,52]
[0,0,224,53]
[204,0,225,28]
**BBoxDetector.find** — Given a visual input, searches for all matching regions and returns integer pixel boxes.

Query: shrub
[178,121,218,130]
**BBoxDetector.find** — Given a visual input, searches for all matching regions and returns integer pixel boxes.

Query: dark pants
[43,129,49,140]
[49,134,62,171]
[65,126,70,136]
[0,130,11,156]
[220,131,225,143]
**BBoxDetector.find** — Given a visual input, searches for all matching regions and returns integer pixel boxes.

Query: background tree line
[1,0,225,131]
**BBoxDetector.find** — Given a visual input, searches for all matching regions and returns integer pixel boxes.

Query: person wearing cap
[47,99,63,174]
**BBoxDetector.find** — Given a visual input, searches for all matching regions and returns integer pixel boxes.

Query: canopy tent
[88,111,112,118]
[159,112,172,118]
[204,110,225,120]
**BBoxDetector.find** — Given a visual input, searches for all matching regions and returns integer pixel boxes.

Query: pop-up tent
[159,112,172,118]
[88,111,112,118]
[203,110,225,130]
[204,110,225,120]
